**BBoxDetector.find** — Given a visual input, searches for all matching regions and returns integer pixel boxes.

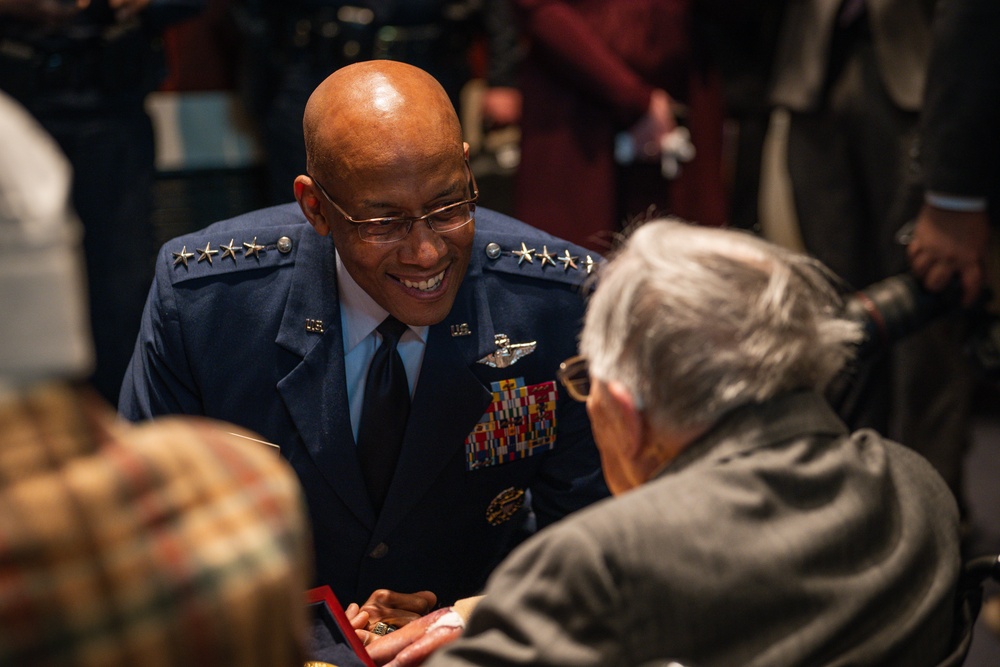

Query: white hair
[580,219,863,430]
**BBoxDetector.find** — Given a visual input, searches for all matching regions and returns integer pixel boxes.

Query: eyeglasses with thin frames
[557,355,591,402]
[308,161,479,244]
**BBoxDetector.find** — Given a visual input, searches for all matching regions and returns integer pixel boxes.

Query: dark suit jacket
[426,391,961,667]
[770,0,936,112]
[920,0,1000,211]
[119,205,609,605]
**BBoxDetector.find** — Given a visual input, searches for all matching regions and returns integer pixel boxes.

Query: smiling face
[322,150,474,326]
[295,62,475,326]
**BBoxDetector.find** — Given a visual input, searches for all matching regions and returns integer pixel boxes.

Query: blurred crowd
[2,0,999,664]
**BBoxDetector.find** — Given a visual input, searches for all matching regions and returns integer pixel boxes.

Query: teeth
[401,271,445,292]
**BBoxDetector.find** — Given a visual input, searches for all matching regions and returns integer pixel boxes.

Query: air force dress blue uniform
[119,204,609,605]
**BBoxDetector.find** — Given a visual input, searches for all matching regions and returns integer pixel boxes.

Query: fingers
[345,604,371,631]
[907,205,991,305]
[356,627,375,649]
[359,589,437,628]
[909,242,985,306]
[383,625,464,667]
[366,607,456,666]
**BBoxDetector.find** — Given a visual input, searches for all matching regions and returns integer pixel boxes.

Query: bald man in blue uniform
[119,61,609,610]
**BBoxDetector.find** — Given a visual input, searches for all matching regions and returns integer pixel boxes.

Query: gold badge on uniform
[486,486,526,526]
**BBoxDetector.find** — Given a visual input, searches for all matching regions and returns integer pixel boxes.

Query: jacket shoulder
[158,204,310,285]
[474,208,603,289]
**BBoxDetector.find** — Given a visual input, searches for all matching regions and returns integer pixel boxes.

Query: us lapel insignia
[451,323,472,337]
[486,486,526,526]
[477,333,536,368]
[305,318,324,333]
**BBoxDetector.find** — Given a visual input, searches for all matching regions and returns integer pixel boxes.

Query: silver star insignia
[538,245,556,268]
[172,245,194,268]
[243,236,264,259]
[512,242,536,265]
[558,249,579,271]
[197,242,218,264]
[220,239,240,262]
[584,255,596,275]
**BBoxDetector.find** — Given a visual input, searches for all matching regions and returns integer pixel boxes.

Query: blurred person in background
[768,0,976,525]
[509,0,728,252]
[906,0,1000,636]
[0,0,207,404]
[230,0,522,207]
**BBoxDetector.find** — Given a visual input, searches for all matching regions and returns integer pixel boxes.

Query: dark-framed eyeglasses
[557,355,591,402]
[308,161,479,244]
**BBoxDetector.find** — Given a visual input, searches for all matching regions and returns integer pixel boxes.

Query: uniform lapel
[276,230,376,529]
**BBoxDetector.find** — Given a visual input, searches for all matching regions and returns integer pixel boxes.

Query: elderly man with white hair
[376,219,963,667]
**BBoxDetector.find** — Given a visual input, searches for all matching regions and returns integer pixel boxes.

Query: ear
[605,380,646,460]
[294,175,331,236]
[463,142,470,160]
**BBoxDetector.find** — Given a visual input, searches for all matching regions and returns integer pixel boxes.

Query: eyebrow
[357,179,466,213]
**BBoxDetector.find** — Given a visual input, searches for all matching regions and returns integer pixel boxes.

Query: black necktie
[357,316,410,512]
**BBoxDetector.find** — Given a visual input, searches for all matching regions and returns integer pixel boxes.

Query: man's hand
[357,589,437,632]
[365,607,465,667]
[907,203,991,306]
[344,601,372,646]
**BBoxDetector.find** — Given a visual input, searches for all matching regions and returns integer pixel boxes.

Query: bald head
[303,61,464,179]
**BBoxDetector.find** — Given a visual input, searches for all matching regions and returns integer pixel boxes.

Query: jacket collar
[660,390,848,480]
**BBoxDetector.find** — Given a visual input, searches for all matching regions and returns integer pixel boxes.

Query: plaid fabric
[0,383,312,667]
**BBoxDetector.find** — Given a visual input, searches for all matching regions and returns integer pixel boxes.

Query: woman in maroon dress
[512,0,727,250]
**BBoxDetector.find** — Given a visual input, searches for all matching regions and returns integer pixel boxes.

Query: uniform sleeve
[118,245,204,420]
[425,523,625,667]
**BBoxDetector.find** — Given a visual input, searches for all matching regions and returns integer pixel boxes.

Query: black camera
[826,272,999,418]
[837,272,1000,382]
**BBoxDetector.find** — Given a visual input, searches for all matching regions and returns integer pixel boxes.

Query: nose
[398,219,447,266]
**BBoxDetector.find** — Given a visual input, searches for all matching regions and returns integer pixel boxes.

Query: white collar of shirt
[336,251,428,440]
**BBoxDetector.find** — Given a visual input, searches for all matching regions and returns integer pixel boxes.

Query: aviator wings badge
[477,333,537,369]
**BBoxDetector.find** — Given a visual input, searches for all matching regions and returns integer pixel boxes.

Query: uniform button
[276,236,293,254]
[485,242,501,260]
[369,542,389,559]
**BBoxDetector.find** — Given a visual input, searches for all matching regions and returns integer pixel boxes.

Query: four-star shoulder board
[167,229,301,285]
[479,234,601,289]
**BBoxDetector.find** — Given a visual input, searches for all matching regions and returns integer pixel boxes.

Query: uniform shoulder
[473,208,604,288]
[158,203,311,285]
